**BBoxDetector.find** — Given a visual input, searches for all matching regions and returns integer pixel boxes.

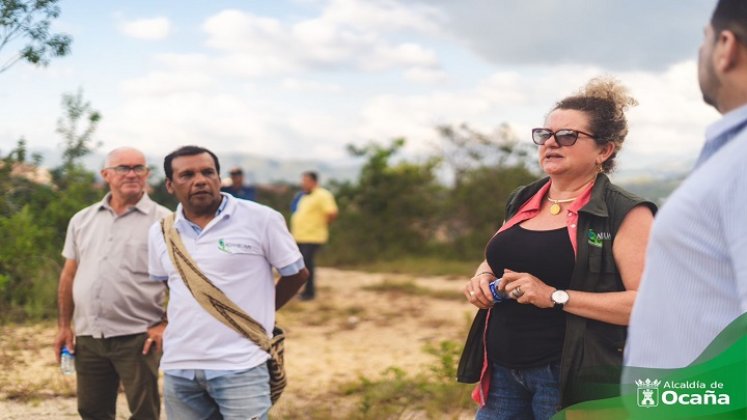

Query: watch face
[552,290,569,305]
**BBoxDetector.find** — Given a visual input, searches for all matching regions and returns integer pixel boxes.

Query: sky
[0,0,721,172]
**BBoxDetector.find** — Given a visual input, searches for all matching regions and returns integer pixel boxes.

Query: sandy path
[0,268,477,419]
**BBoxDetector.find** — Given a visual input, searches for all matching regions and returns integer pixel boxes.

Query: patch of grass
[331,257,480,278]
[339,340,474,419]
[363,279,463,301]
[279,300,368,328]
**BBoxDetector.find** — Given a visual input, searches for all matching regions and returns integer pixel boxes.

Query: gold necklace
[546,196,577,215]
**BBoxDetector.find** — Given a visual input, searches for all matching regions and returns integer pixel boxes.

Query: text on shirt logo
[217,239,252,253]
[587,229,611,248]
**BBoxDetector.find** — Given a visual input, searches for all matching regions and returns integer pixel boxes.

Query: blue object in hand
[489,278,508,303]
[60,346,75,376]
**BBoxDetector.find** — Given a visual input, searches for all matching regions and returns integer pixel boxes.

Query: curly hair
[553,77,637,173]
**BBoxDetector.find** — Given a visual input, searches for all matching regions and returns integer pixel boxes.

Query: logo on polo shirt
[587,229,611,248]
[218,239,253,253]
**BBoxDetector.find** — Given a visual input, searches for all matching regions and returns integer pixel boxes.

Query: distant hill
[218,153,361,185]
[618,174,687,206]
[611,149,694,205]
[28,146,691,203]
[29,148,362,185]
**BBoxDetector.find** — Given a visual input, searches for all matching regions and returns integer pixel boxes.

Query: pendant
[550,203,561,215]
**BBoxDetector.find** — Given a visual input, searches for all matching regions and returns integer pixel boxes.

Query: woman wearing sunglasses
[458,77,656,419]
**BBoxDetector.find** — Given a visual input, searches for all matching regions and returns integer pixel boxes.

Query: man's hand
[53,327,75,364]
[142,322,167,355]
[55,259,78,363]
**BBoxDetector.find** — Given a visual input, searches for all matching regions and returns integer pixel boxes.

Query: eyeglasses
[531,128,597,147]
[105,165,148,175]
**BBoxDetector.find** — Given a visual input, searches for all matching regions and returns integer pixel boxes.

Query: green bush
[341,340,474,419]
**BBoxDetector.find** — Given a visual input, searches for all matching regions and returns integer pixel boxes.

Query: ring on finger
[469,290,476,296]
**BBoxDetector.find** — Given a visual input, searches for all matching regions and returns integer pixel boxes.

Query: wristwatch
[551,290,570,310]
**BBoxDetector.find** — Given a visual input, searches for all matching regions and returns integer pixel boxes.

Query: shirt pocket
[121,241,149,275]
[587,246,618,274]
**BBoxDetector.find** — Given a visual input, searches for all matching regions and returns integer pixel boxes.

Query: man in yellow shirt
[291,171,338,300]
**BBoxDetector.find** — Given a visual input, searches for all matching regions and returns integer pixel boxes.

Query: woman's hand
[463,272,496,309]
[499,269,555,309]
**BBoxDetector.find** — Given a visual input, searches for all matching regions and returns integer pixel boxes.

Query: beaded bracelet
[473,271,495,279]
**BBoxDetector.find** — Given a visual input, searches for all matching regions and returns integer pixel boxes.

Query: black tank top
[485,223,574,368]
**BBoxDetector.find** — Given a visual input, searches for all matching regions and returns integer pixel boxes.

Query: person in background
[457,77,655,419]
[290,171,338,301]
[53,147,170,420]
[221,167,257,201]
[625,0,747,371]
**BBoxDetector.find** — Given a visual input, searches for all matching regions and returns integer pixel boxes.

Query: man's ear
[165,178,174,194]
[716,30,741,72]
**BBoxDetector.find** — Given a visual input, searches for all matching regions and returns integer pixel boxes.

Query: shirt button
[571,224,576,228]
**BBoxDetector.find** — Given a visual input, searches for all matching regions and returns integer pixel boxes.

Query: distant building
[4,162,53,185]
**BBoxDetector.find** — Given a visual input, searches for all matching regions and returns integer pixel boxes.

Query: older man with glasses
[53,147,171,420]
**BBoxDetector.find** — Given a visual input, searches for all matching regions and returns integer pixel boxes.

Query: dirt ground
[0,268,478,419]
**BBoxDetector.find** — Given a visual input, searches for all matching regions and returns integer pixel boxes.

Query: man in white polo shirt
[148,145,308,420]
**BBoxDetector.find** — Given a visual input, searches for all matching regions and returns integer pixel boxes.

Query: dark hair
[553,77,637,173]
[163,146,221,180]
[302,171,318,182]
[229,167,243,176]
[711,0,747,45]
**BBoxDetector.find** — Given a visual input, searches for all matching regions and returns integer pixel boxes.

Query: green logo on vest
[587,229,604,248]
[218,239,229,253]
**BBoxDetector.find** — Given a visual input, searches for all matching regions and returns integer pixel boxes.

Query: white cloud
[200,3,444,77]
[106,57,717,165]
[404,67,447,84]
[281,78,342,93]
[354,63,717,161]
[119,71,216,96]
[320,0,445,34]
[100,2,716,169]
[119,17,172,40]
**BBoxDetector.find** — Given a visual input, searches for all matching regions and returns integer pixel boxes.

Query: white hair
[103,147,146,168]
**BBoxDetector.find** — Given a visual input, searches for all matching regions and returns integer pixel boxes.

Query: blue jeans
[476,362,561,420]
[164,364,271,420]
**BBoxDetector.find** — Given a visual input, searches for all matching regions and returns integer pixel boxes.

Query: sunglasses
[531,128,597,147]
[105,165,148,175]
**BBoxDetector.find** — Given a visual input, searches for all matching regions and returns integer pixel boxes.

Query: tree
[326,139,445,263]
[0,91,102,321]
[436,123,538,257]
[436,122,535,181]
[0,0,72,73]
[54,88,101,184]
